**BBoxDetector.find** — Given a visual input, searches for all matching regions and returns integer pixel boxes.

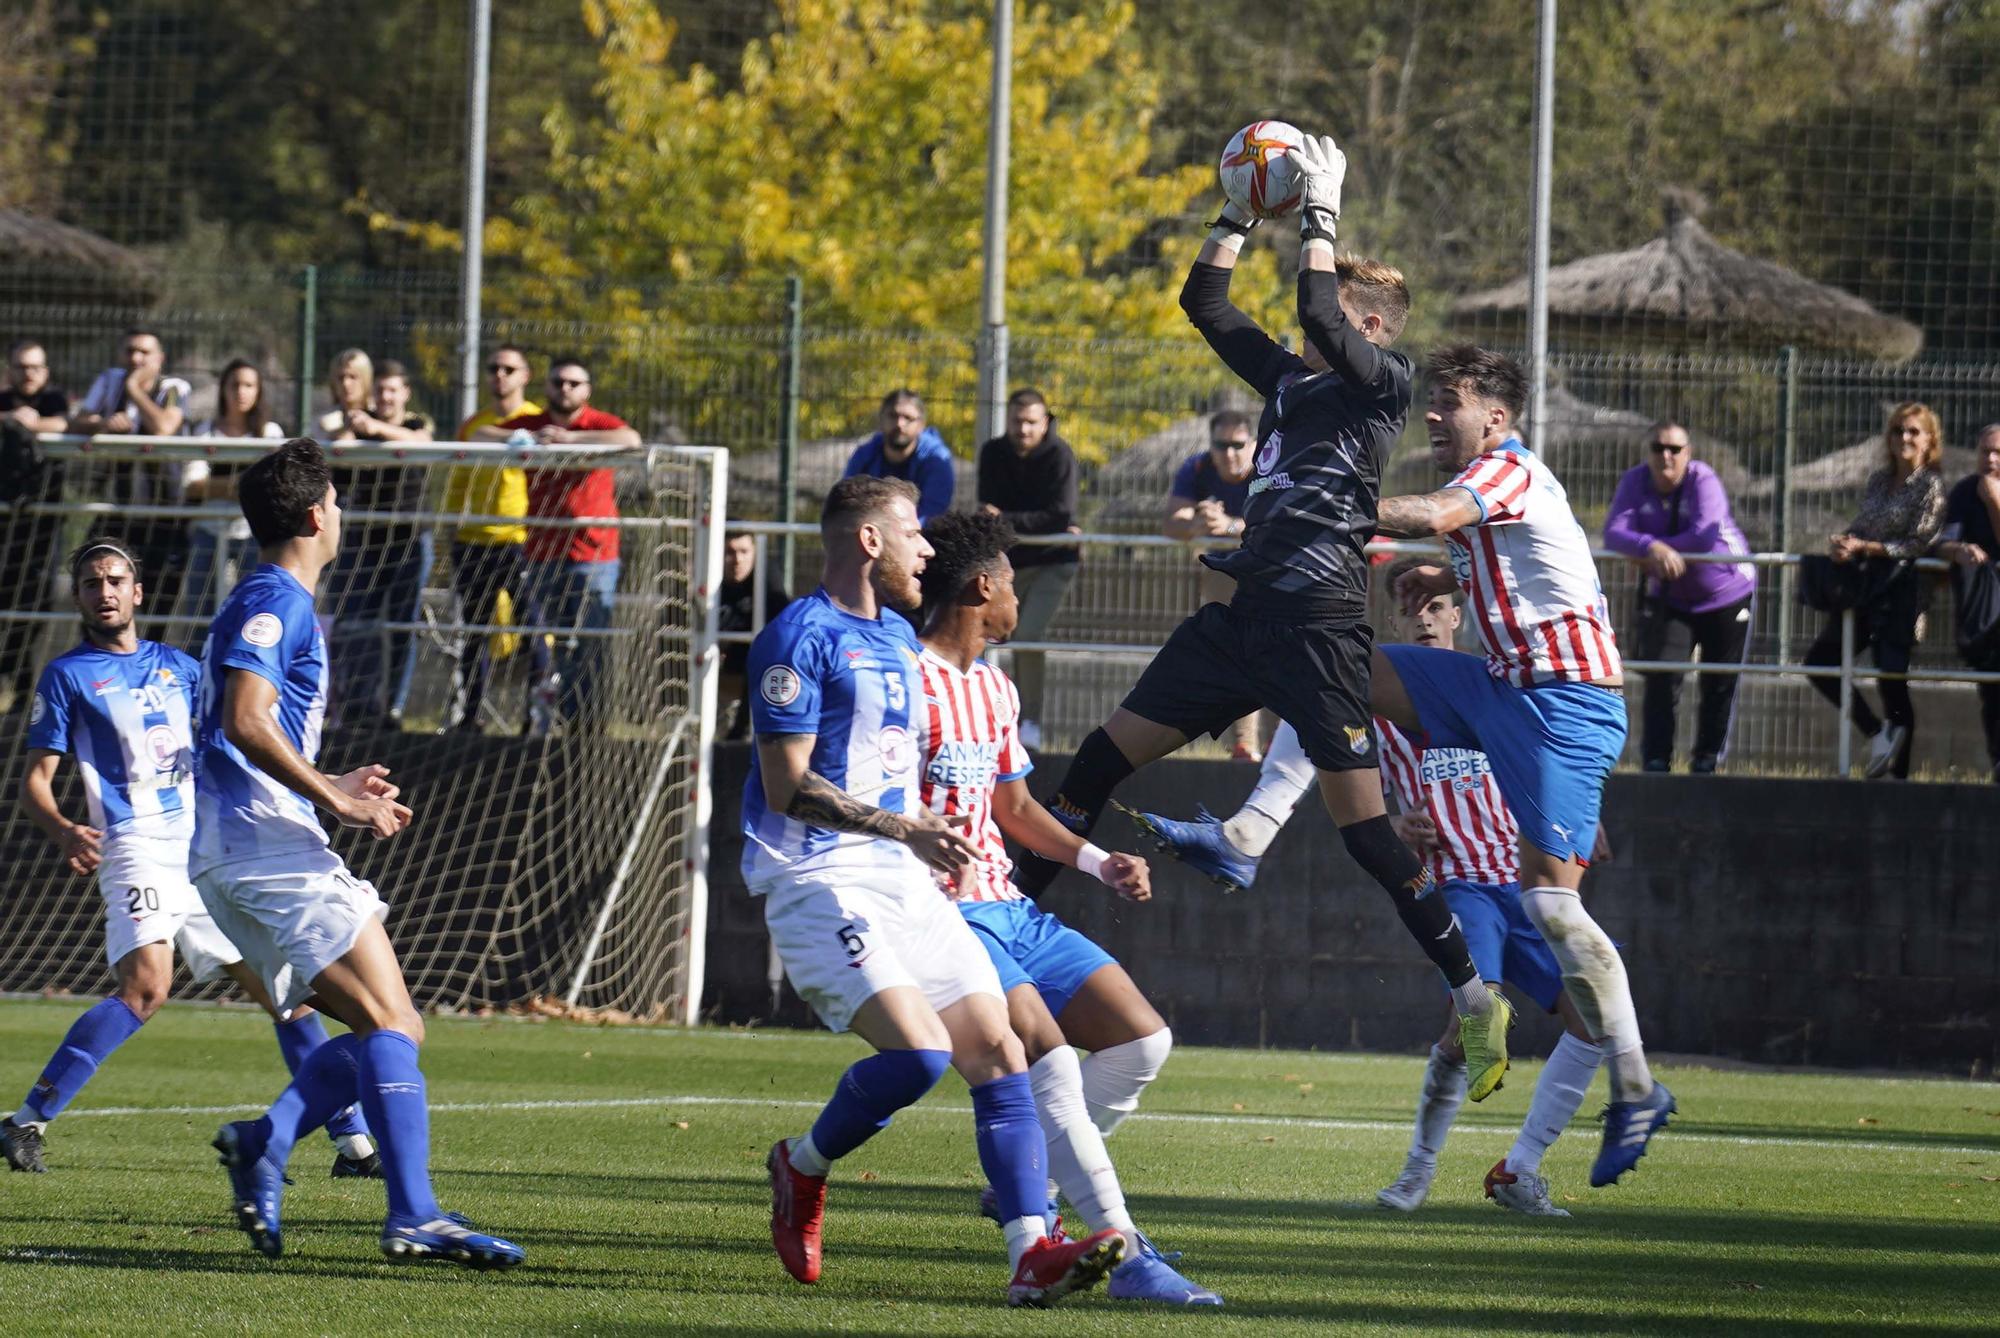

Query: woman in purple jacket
[1603,422,1756,773]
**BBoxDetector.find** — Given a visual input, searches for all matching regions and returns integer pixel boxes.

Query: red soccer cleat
[767,1138,827,1283]
[1006,1226,1125,1308]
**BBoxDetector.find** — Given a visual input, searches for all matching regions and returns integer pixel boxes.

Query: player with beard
[748,476,1123,1306]
[1015,134,1511,1101]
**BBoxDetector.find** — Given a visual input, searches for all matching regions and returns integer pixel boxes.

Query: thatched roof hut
[1451,191,1923,364]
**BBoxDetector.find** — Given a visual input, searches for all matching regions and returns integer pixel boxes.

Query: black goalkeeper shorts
[1119,601,1378,771]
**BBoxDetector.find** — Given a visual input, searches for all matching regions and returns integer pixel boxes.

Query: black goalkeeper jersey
[1178,262,1413,625]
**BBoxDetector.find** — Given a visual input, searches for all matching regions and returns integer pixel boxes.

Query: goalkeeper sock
[1224,721,1316,857]
[356,1030,442,1223]
[1016,728,1135,895]
[20,997,147,1124]
[254,1032,362,1169]
[1339,815,1485,995]
[271,1012,374,1154]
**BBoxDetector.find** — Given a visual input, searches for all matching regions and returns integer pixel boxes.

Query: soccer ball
[1218,120,1307,219]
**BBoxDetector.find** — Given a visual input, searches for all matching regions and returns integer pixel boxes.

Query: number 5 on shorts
[837,925,866,958]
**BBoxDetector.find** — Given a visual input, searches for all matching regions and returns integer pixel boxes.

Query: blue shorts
[1380,643,1627,865]
[1442,879,1564,1012]
[957,897,1117,1019]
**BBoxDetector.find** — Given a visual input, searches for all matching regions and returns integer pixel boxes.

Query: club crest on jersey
[1344,725,1371,755]
[1256,431,1283,475]
[145,724,180,769]
[28,691,45,725]
[879,725,913,773]
[241,612,284,648]
[760,664,801,706]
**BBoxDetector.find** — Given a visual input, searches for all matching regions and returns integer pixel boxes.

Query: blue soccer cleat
[381,1214,526,1270]
[1591,1081,1676,1187]
[1108,1234,1224,1306]
[1118,803,1260,893]
[978,1184,1063,1240]
[213,1121,285,1259]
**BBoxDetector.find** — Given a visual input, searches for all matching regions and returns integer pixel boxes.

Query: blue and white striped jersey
[191,564,330,875]
[741,589,928,888]
[27,640,200,842]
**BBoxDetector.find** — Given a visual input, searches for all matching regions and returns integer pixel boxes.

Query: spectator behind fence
[843,388,955,522]
[1802,401,1947,780]
[976,387,1078,749]
[182,358,284,622]
[69,328,191,613]
[1602,421,1756,773]
[1162,408,1262,760]
[478,355,639,733]
[1936,423,2000,782]
[718,529,792,740]
[443,344,539,732]
[323,357,437,729]
[1,340,68,712]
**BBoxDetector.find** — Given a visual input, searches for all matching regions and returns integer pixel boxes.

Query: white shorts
[761,868,1005,1033]
[98,837,241,983]
[194,845,387,1016]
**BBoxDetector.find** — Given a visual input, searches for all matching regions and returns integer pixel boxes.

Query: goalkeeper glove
[1205,199,1260,255]
[1292,134,1346,244]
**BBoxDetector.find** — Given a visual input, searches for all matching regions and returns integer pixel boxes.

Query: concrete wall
[704,744,1998,1073]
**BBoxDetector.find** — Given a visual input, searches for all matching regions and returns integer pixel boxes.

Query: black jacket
[977,431,1080,567]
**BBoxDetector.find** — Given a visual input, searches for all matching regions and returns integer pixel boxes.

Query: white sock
[10,1107,46,1132]
[333,1132,375,1161]
[787,1130,830,1178]
[1029,1046,1136,1247]
[1079,1028,1172,1137]
[1408,1044,1467,1166]
[1508,1032,1602,1174]
[1222,722,1316,857]
[1519,887,1654,1102]
[1002,1215,1048,1271]
[1450,978,1495,1014]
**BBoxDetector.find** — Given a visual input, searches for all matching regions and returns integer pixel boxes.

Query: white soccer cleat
[1484,1159,1572,1217]
[1375,1160,1436,1211]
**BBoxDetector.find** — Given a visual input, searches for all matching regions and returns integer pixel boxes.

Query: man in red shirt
[477,355,640,731]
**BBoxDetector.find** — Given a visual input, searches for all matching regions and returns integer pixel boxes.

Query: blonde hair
[1883,401,1943,473]
[327,348,374,412]
[1335,254,1410,341]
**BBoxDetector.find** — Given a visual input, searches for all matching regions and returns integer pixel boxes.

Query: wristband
[1206,209,1257,255]
[1076,843,1111,883]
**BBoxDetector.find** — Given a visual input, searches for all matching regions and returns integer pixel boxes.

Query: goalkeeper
[1015,135,1513,1099]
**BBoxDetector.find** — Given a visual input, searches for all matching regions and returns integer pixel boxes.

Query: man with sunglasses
[476,355,639,732]
[1603,422,1755,774]
[442,346,540,731]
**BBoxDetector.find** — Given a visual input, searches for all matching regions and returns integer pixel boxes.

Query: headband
[72,542,137,578]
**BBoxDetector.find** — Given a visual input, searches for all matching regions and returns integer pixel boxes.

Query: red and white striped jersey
[1374,715,1519,885]
[1443,439,1623,687]
[916,648,1032,903]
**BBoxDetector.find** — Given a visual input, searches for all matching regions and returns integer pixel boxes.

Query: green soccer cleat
[1458,991,1514,1102]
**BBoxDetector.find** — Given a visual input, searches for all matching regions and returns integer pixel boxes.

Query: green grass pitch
[2,1000,1996,1334]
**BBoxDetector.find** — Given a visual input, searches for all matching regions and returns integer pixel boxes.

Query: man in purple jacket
[1603,422,1756,774]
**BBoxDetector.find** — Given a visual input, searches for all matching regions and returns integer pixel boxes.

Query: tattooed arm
[1374,486,1484,538]
[758,734,976,872]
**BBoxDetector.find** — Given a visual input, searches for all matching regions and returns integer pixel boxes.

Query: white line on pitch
[60,1093,1999,1158]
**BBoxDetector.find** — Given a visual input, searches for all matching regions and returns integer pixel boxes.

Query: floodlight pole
[1526,0,1556,442]
[459,0,493,425]
[974,0,1014,447]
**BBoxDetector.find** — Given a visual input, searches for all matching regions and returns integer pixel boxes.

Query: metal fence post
[1837,607,1856,775]
[1776,346,1798,659]
[778,275,803,590]
[295,264,318,433]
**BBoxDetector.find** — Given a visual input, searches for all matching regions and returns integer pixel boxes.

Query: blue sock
[271,1013,371,1144]
[970,1072,1048,1226]
[808,1049,951,1162]
[253,1033,362,1169]
[23,998,147,1122]
[357,1030,441,1223]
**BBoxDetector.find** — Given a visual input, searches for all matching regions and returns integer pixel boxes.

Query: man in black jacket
[977,387,1078,748]
[1017,134,1512,1100]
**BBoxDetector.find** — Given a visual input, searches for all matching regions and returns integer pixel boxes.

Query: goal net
[0,437,725,1023]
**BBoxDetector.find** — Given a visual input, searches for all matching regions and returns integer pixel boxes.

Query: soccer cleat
[1108,1235,1224,1306]
[1007,1226,1124,1308]
[1458,990,1514,1102]
[977,1184,1063,1240]
[1592,1081,1676,1187]
[767,1138,827,1284]
[1118,803,1260,893]
[1485,1159,1571,1217]
[331,1148,384,1178]
[381,1215,525,1270]
[1,1118,47,1173]
[1375,1159,1436,1211]
[212,1121,285,1259]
